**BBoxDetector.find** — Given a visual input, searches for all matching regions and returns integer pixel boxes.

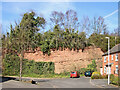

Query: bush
[102,75,108,79]
[110,74,114,80]
[91,72,102,79]
[92,74,119,85]
[79,60,97,76]
[61,71,70,76]
[2,54,20,76]
[111,76,118,85]
[58,71,70,78]
[110,74,118,85]
[2,54,55,76]
[102,74,115,79]
[91,75,103,79]
[87,60,97,72]
[79,68,87,75]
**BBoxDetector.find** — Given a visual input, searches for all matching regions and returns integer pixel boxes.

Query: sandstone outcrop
[24,46,103,73]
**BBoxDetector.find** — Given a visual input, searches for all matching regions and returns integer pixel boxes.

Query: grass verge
[22,73,70,78]
[3,73,84,78]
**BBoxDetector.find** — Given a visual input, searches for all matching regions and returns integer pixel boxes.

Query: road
[34,77,97,88]
[1,76,117,88]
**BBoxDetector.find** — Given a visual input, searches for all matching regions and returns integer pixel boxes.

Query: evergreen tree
[3,11,45,80]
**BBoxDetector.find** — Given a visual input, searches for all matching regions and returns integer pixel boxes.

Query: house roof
[103,43,120,56]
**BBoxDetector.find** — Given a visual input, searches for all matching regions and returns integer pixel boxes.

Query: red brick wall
[102,52,119,76]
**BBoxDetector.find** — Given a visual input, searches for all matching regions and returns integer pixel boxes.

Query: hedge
[2,54,20,75]
[2,54,55,76]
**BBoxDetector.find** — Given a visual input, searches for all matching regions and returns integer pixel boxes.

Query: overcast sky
[1,1,118,34]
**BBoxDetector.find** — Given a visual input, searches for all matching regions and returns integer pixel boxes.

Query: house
[101,44,120,76]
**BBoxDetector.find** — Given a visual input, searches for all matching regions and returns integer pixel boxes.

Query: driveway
[1,76,118,88]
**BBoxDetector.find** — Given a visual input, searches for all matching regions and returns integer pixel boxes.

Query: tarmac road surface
[1,76,117,88]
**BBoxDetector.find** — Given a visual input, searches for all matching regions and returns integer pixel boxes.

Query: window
[104,56,106,62]
[115,65,118,74]
[104,66,106,73]
[111,55,114,61]
[71,72,76,74]
[115,54,118,61]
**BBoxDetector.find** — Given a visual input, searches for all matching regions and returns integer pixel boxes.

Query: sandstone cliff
[24,46,103,73]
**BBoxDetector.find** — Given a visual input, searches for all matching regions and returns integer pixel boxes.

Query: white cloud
[103,9,118,19]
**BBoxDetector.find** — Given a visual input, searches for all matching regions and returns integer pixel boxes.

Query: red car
[70,71,80,78]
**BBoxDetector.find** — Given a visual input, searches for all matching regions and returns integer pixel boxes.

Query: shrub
[80,68,87,75]
[87,60,97,72]
[62,71,70,75]
[91,75,103,79]
[91,72,102,79]
[102,75,108,79]
[110,74,118,85]
[91,75,99,79]
[2,54,20,76]
[102,74,115,79]
[110,74,114,81]
[111,76,118,85]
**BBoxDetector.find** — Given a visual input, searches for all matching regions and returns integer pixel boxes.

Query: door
[100,68,103,75]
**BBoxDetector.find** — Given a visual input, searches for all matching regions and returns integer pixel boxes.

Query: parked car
[91,72,101,77]
[84,71,92,77]
[70,71,80,78]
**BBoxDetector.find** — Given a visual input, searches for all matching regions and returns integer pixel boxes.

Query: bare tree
[64,10,79,33]
[92,16,107,35]
[50,11,64,30]
[80,16,91,36]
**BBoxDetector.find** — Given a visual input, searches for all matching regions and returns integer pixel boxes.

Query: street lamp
[105,37,110,85]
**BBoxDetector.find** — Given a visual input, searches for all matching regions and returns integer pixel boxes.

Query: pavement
[90,78,118,88]
[1,76,118,88]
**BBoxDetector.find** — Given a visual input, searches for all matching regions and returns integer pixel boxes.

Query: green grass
[22,73,70,78]
[4,73,84,79]
[80,74,84,76]
[22,73,85,78]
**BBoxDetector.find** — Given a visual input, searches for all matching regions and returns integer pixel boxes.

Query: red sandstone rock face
[24,46,104,73]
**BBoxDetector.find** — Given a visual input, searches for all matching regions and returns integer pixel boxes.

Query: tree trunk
[19,50,24,81]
